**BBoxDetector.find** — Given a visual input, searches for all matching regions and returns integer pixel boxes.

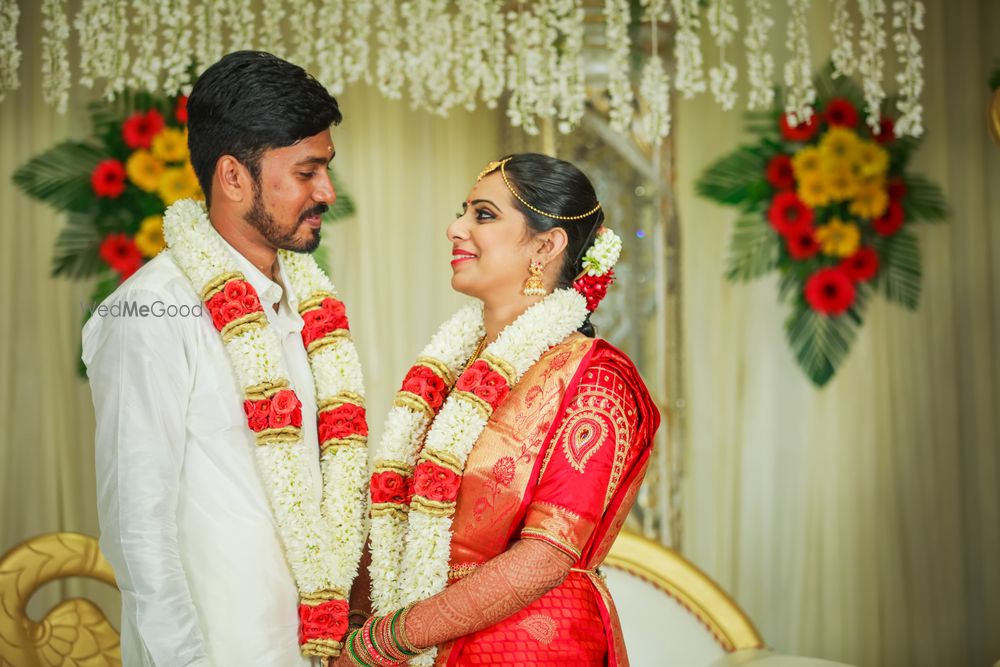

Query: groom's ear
[215,155,252,204]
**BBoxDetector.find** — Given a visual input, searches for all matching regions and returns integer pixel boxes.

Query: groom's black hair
[187,51,342,205]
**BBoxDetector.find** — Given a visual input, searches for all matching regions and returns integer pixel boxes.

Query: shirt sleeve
[520,359,639,561]
[83,288,213,667]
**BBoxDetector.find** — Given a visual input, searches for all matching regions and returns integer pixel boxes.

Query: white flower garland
[128,0,160,92]
[671,0,707,99]
[858,0,888,133]
[41,0,71,113]
[75,0,130,99]
[369,290,588,666]
[830,0,857,79]
[744,0,775,110]
[0,1,19,103]
[374,0,405,100]
[581,227,623,276]
[783,0,817,127]
[604,0,635,133]
[163,199,368,655]
[222,0,256,54]
[891,0,925,138]
[343,0,373,86]
[637,0,672,144]
[707,0,739,111]
[259,0,287,59]
[551,0,585,134]
[160,0,193,95]
[3,0,930,139]
[316,0,346,95]
[192,2,224,73]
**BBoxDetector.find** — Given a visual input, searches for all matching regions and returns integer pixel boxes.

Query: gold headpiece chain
[477,158,602,221]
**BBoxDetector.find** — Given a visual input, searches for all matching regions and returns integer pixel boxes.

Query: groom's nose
[313,171,336,206]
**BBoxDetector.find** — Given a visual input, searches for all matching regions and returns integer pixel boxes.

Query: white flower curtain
[0,0,927,141]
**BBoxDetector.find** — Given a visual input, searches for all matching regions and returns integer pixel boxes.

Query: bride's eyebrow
[469,198,502,212]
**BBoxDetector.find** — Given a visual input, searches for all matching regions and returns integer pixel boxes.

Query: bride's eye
[475,208,495,221]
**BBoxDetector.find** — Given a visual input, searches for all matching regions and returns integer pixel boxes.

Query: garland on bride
[368,227,621,665]
[163,198,368,660]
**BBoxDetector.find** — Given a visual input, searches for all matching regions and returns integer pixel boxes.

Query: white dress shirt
[83,240,322,667]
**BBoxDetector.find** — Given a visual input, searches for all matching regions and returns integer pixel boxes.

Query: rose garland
[163,198,368,660]
[369,227,620,665]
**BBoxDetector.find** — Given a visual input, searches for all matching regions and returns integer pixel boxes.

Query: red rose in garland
[697,63,947,386]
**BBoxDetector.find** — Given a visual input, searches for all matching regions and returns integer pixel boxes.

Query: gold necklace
[459,335,487,379]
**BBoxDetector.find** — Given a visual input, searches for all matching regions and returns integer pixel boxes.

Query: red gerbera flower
[175,95,188,124]
[766,154,796,191]
[804,267,856,316]
[122,109,165,149]
[873,200,905,236]
[91,159,127,198]
[840,247,880,282]
[779,112,820,142]
[873,116,895,144]
[887,178,907,201]
[768,192,814,235]
[786,227,821,260]
[99,233,143,280]
[823,97,859,128]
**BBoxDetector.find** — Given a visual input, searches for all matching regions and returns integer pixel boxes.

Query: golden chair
[0,532,120,667]
[604,531,856,667]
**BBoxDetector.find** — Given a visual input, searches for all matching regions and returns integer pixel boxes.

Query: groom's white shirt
[83,240,321,667]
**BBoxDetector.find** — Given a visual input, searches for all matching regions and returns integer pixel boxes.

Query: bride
[340,153,660,666]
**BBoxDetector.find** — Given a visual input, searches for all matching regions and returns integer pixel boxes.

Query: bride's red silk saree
[435,334,660,666]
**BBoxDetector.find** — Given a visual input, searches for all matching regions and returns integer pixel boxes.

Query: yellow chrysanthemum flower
[849,179,889,219]
[135,215,166,258]
[796,173,831,208]
[815,217,861,257]
[823,164,860,202]
[158,167,200,206]
[151,127,189,163]
[819,127,861,167]
[854,139,890,179]
[792,146,822,181]
[182,161,205,201]
[125,149,165,193]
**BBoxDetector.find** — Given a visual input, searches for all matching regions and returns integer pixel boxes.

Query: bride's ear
[536,227,569,266]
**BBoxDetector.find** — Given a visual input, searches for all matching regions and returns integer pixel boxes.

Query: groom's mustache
[299,203,328,223]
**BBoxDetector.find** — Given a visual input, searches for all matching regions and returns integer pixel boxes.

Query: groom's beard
[244,185,326,254]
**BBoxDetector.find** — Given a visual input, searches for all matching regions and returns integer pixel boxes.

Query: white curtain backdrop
[675,1,1000,665]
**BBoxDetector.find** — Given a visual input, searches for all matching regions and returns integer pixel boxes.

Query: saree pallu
[434,334,660,666]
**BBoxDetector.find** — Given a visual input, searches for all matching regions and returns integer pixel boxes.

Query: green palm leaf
[785,298,864,387]
[12,141,105,213]
[695,146,770,210]
[874,230,921,309]
[903,174,947,222]
[52,213,108,278]
[726,215,780,282]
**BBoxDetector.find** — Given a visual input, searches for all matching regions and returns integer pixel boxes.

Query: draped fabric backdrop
[676,1,1000,665]
[1,1,998,665]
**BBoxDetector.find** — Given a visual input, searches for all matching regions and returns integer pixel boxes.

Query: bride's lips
[451,249,476,267]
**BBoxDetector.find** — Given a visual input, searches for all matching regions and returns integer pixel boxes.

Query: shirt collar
[218,237,298,310]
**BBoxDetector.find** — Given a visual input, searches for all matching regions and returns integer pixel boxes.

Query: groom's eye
[298,171,315,179]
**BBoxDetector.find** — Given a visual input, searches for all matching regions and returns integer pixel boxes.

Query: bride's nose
[446,213,470,242]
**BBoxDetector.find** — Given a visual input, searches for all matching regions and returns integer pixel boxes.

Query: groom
[84,52,351,666]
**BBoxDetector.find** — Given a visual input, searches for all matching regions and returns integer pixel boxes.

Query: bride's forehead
[468,172,509,202]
